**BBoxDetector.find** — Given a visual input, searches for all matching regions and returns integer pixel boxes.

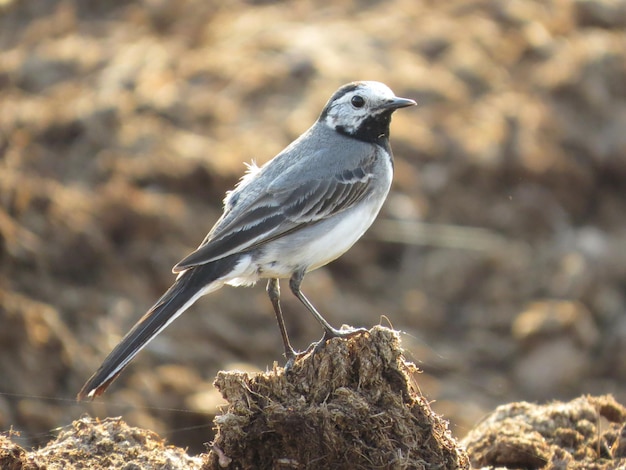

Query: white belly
[296,197,383,272]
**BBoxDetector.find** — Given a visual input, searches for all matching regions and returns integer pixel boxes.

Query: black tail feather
[77,256,239,400]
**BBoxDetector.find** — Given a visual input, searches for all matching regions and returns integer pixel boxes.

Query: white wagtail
[78,81,416,400]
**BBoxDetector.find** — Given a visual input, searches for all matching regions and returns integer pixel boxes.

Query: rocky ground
[1,0,626,466]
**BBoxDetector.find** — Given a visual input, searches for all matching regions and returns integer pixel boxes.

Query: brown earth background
[1,0,626,458]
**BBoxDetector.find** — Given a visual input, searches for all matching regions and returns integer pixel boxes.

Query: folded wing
[173,151,377,272]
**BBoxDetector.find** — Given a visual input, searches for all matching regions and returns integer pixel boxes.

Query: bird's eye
[351,95,365,108]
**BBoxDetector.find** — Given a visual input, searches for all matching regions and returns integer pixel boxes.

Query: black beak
[382,96,417,110]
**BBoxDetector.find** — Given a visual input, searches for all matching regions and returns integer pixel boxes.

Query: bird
[77,81,416,400]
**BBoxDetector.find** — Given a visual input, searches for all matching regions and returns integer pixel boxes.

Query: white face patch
[322,81,397,134]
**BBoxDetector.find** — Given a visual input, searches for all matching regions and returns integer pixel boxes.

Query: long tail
[77,256,240,400]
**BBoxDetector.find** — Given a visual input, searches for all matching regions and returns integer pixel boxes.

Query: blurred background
[1,0,625,455]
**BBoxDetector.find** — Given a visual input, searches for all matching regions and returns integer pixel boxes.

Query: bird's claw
[313,326,368,353]
[283,327,369,371]
[283,347,312,373]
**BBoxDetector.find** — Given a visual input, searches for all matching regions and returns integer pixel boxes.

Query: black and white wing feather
[173,150,378,272]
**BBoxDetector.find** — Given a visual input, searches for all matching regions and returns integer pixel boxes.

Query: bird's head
[319,81,416,143]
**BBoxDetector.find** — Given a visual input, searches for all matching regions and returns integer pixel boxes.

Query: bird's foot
[313,326,368,355]
[283,326,368,371]
[283,346,312,372]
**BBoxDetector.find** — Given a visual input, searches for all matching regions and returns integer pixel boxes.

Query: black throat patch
[335,111,394,146]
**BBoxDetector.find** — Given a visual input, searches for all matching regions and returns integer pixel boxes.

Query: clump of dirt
[22,416,202,469]
[204,326,469,469]
[0,434,40,470]
[462,394,626,470]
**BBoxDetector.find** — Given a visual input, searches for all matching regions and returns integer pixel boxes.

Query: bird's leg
[266,278,298,364]
[289,269,367,353]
